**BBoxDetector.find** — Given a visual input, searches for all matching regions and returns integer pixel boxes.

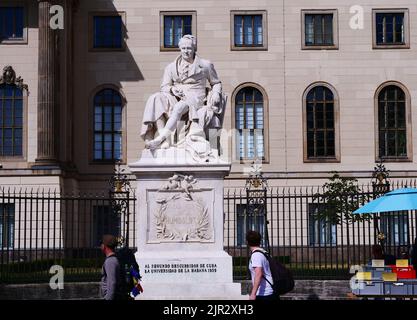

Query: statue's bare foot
[145,137,165,150]
[160,140,170,149]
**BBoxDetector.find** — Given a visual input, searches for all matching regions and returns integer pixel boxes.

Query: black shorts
[256,293,280,301]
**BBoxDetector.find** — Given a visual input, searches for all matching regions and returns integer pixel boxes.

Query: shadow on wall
[76,0,145,81]
[61,0,144,252]
[71,0,145,177]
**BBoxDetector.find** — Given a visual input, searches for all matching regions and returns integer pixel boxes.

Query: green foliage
[1,258,104,274]
[0,258,104,284]
[313,172,372,225]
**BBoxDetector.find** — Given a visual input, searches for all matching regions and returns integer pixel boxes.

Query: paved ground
[0,280,352,300]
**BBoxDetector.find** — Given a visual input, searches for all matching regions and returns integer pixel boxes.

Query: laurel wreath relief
[155,194,211,241]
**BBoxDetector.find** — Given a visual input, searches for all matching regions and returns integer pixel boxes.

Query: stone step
[136,282,246,300]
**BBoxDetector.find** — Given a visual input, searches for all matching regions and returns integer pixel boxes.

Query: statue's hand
[209,92,221,106]
[172,87,184,99]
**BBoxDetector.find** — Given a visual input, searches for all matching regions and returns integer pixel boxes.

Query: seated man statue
[140,35,225,161]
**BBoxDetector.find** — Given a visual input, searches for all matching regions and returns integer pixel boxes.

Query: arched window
[235,86,265,160]
[305,85,336,159]
[93,89,123,161]
[0,83,23,156]
[377,85,407,159]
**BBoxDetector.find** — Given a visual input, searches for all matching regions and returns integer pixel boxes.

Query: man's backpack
[115,247,142,299]
[252,249,295,295]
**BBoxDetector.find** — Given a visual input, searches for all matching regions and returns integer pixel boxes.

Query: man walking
[246,230,277,300]
[100,234,122,300]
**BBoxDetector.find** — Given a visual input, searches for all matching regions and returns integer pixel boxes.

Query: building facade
[1,0,417,269]
[2,0,417,193]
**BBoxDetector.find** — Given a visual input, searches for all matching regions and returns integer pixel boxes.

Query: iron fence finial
[245,158,268,191]
[372,159,390,186]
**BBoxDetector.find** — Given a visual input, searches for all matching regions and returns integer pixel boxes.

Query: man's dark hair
[246,230,262,247]
[102,234,118,250]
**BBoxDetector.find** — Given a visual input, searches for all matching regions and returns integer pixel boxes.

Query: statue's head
[179,35,196,61]
[179,35,197,50]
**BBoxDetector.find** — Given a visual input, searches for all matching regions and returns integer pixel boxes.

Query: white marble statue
[140,35,226,162]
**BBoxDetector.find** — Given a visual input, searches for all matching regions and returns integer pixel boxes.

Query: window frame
[374,81,412,162]
[372,8,410,49]
[380,212,409,246]
[0,1,28,45]
[235,203,267,247]
[159,11,197,52]
[302,82,340,163]
[231,83,269,164]
[301,9,339,50]
[92,204,121,248]
[0,203,15,249]
[88,11,127,52]
[308,203,337,248]
[230,10,268,51]
[0,68,28,162]
[89,85,127,165]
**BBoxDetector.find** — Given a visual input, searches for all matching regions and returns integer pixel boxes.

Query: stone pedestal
[129,150,245,300]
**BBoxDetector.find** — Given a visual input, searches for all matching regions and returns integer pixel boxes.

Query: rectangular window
[94,16,122,48]
[302,10,338,50]
[234,15,262,46]
[90,12,125,51]
[164,15,192,48]
[0,203,14,249]
[93,89,123,162]
[0,6,24,43]
[92,205,120,247]
[373,9,409,49]
[236,204,266,247]
[0,85,24,157]
[380,212,409,246]
[376,13,404,45]
[308,204,336,246]
[160,11,196,51]
[231,11,267,50]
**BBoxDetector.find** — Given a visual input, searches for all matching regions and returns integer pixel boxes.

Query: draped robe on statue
[140,54,225,162]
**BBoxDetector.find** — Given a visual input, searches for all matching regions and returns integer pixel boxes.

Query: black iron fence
[0,188,136,283]
[1,180,417,284]
[224,180,417,280]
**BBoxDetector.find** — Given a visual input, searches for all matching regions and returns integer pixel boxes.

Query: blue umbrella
[354,188,417,214]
